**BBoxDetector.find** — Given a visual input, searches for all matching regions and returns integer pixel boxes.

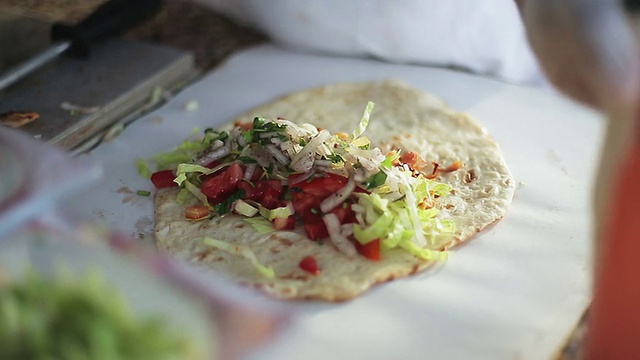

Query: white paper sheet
[62,44,603,360]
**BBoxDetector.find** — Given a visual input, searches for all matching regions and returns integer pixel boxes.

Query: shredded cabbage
[244,217,275,235]
[203,237,275,278]
[353,167,455,260]
[350,101,374,141]
[258,204,292,221]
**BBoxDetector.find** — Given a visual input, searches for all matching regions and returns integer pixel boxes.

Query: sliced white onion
[314,159,332,167]
[288,169,314,185]
[323,213,357,257]
[291,151,315,173]
[319,176,356,213]
[243,163,256,180]
[230,127,242,151]
[290,130,331,169]
[252,148,272,168]
[270,137,283,146]
[237,133,247,147]
[195,145,230,165]
[351,204,365,213]
[265,144,290,165]
[259,131,279,139]
[340,224,354,237]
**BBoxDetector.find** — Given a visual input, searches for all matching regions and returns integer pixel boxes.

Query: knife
[0,0,163,92]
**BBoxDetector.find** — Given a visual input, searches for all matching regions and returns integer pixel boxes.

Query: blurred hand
[518,1,640,358]
[518,0,640,112]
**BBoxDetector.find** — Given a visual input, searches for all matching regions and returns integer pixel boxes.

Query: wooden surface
[0,1,588,358]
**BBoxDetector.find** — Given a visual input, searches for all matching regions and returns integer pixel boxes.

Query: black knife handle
[51,0,164,58]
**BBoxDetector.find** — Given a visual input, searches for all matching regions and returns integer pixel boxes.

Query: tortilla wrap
[154,80,516,301]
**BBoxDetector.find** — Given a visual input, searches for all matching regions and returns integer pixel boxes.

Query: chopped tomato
[355,238,381,261]
[200,162,244,203]
[273,215,295,230]
[261,187,284,209]
[185,205,210,220]
[400,151,429,171]
[249,167,265,182]
[237,181,256,200]
[242,180,284,208]
[294,173,348,197]
[330,204,356,224]
[204,160,220,169]
[291,191,321,218]
[353,185,369,194]
[150,170,177,189]
[303,217,328,241]
[234,121,253,131]
[299,256,320,275]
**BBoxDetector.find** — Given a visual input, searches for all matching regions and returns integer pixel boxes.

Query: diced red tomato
[273,215,295,230]
[354,238,381,261]
[249,167,265,182]
[299,256,320,275]
[185,205,211,220]
[294,173,348,197]
[204,160,220,169]
[400,151,429,170]
[200,162,244,203]
[150,170,177,189]
[238,181,256,200]
[303,217,328,241]
[261,187,284,209]
[330,204,356,224]
[233,121,253,131]
[353,185,369,194]
[291,191,321,218]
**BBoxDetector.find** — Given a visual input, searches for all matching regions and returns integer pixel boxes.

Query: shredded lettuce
[234,200,259,217]
[174,164,216,186]
[203,237,275,278]
[353,169,455,260]
[350,101,375,141]
[136,158,153,179]
[183,180,209,206]
[243,217,275,235]
[258,204,292,221]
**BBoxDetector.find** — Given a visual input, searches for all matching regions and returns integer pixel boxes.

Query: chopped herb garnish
[325,153,344,164]
[213,189,246,215]
[136,190,151,196]
[238,156,257,164]
[364,171,388,189]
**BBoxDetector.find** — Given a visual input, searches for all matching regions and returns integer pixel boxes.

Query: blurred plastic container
[0,127,289,359]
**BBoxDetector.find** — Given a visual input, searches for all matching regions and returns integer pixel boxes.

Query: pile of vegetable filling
[140,102,459,264]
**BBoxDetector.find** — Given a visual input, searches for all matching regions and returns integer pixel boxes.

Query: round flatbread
[154,80,516,301]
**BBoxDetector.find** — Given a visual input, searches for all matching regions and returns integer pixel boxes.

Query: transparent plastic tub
[0,127,288,359]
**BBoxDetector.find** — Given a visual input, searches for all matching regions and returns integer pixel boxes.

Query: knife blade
[0,0,163,92]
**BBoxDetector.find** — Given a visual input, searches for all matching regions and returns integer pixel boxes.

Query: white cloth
[198,0,547,87]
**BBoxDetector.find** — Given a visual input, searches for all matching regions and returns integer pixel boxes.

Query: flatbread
[154,80,516,301]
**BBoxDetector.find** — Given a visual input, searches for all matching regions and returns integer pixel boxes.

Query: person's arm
[517,1,640,358]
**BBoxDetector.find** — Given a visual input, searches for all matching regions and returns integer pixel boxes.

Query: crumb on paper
[60,101,100,115]
[184,100,199,112]
[150,116,164,124]
[103,122,125,142]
